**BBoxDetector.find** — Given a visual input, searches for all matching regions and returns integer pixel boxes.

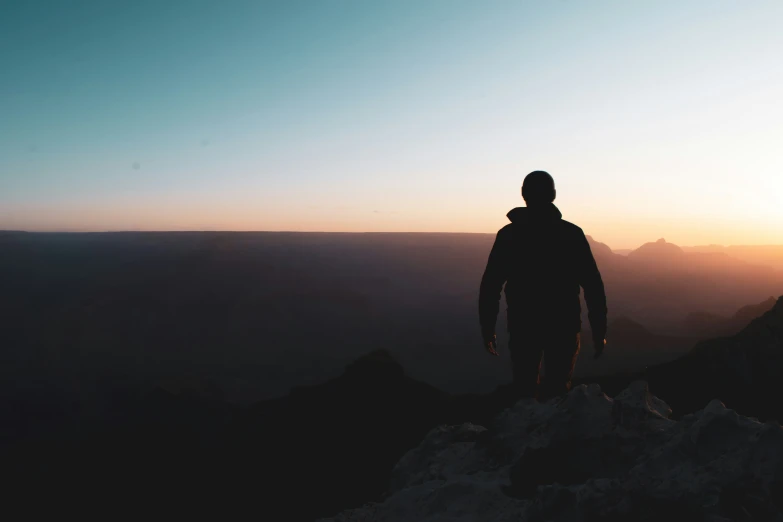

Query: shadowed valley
[2,231,783,519]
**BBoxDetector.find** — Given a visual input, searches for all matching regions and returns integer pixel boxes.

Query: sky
[1,0,781,249]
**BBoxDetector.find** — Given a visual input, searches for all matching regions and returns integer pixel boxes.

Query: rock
[322,381,783,522]
[388,423,487,493]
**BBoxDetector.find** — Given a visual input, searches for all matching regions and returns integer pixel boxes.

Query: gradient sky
[1,0,781,248]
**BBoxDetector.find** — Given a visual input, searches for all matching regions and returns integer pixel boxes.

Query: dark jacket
[479,203,607,341]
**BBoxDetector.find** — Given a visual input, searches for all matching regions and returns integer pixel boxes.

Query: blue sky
[1,0,781,247]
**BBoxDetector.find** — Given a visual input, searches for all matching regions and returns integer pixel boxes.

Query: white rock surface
[323,382,783,521]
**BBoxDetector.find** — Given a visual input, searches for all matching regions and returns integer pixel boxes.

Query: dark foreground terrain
[326,381,783,522]
[5,297,783,521]
[3,231,782,520]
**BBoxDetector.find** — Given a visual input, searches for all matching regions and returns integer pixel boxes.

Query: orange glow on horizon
[2,198,780,251]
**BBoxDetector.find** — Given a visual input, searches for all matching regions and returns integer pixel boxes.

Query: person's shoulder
[559,219,585,236]
[497,223,515,236]
[493,224,515,243]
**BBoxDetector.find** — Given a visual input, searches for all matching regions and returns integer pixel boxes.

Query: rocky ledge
[324,382,783,522]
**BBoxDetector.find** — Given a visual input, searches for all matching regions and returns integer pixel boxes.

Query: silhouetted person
[479,171,607,401]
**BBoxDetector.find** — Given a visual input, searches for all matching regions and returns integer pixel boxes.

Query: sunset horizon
[2,222,780,253]
[3,1,782,249]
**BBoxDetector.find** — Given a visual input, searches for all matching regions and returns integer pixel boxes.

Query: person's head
[522,171,556,206]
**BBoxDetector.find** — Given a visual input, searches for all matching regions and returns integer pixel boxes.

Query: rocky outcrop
[324,381,783,521]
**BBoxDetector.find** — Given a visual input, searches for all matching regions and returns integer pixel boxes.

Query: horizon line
[2,229,782,250]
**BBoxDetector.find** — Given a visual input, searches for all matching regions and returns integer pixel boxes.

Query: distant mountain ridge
[588,236,771,270]
[593,238,783,272]
[628,237,686,262]
[580,234,782,333]
[683,244,783,270]
[684,296,778,338]
[577,315,696,377]
[625,238,766,272]
[599,295,783,421]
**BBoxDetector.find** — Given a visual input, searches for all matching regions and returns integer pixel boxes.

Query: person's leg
[509,333,544,400]
[539,332,581,401]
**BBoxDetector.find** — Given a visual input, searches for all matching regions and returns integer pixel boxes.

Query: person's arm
[577,232,608,357]
[479,229,510,354]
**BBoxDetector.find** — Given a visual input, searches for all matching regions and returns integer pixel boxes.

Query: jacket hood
[507,203,563,223]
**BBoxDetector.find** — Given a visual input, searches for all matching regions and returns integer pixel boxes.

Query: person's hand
[484,334,499,356]
[593,337,606,359]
